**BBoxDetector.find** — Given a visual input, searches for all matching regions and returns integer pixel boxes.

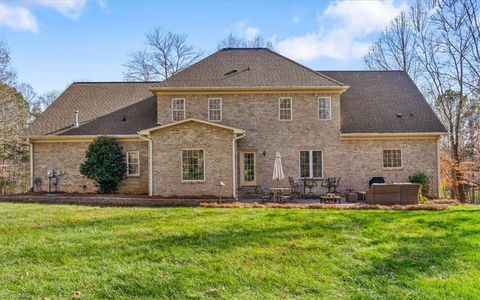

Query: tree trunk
[451,159,467,203]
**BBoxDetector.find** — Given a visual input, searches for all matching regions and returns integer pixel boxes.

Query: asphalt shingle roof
[24,82,158,136]
[25,49,446,136]
[59,95,157,135]
[320,71,446,134]
[155,48,343,88]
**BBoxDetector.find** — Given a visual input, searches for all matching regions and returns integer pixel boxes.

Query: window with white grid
[126,151,140,176]
[279,97,292,120]
[182,149,205,181]
[208,98,222,121]
[171,98,185,121]
[300,150,323,178]
[318,97,331,120]
[383,149,402,168]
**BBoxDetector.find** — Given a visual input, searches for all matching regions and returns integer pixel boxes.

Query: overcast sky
[0,0,408,94]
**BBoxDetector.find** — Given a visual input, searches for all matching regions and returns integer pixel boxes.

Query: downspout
[232,132,246,199]
[138,134,153,197]
[28,138,34,191]
[436,137,441,198]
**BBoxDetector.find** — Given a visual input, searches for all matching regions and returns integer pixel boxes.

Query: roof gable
[139,118,245,135]
[154,48,344,88]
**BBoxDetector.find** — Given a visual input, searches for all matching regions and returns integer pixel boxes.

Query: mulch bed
[0,194,451,210]
[200,202,449,211]
[0,195,235,207]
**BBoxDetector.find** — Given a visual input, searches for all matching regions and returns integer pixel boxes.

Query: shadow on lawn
[345,209,480,297]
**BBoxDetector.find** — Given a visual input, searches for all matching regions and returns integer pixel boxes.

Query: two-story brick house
[24,48,446,198]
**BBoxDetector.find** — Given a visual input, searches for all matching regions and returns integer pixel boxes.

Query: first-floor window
[383,149,402,168]
[126,151,140,176]
[182,149,205,181]
[300,150,323,178]
[172,98,185,121]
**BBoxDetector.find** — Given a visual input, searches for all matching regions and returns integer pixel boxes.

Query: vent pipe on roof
[74,111,79,128]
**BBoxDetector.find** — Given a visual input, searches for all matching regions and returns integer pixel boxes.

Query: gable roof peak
[154,48,344,88]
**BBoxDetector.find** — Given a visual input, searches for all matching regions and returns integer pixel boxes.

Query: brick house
[24,48,446,198]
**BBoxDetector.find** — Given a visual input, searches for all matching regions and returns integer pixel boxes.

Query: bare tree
[0,83,29,194]
[217,33,274,50]
[123,28,204,81]
[30,90,60,118]
[364,12,419,80]
[0,39,17,85]
[462,0,480,92]
[16,82,37,104]
[123,50,155,81]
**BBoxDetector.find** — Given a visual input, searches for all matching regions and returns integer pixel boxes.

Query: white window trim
[299,150,324,179]
[318,97,331,121]
[126,151,140,177]
[171,98,186,122]
[208,98,222,122]
[181,148,206,183]
[278,97,293,121]
[382,149,403,169]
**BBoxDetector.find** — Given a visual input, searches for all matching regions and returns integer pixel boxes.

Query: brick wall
[157,93,439,196]
[32,140,149,194]
[150,121,235,198]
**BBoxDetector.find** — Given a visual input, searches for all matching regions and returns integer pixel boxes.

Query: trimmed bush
[409,172,430,203]
[80,136,126,194]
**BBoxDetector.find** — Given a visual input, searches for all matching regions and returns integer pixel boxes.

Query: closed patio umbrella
[272,151,285,187]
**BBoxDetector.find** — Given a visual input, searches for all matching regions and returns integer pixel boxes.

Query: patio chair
[254,183,272,203]
[277,188,292,203]
[288,177,302,199]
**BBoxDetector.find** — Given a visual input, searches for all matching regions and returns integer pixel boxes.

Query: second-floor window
[208,98,222,121]
[172,98,185,121]
[318,97,331,120]
[279,97,292,120]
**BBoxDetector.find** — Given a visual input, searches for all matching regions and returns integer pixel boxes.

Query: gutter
[340,132,448,140]
[138,134,154,197]
[232,132,246,199]
[27,134,141,143]
[149,85,349,95]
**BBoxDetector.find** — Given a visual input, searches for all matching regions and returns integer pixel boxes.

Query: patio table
[320,193,341,204]
[300,178,321,198]
[269,187,291,202]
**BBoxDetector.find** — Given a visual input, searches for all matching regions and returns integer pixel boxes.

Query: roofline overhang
[138,118,246,135]
[340,132,448,140]
[26,134,142,143]
[149,85,349,95]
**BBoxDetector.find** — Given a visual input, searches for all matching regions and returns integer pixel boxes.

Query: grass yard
[0,203,479,299]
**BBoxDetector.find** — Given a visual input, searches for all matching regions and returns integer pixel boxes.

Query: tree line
[364,0,479,202]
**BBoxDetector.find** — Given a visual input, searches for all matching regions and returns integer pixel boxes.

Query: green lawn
[0,203,479,299]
